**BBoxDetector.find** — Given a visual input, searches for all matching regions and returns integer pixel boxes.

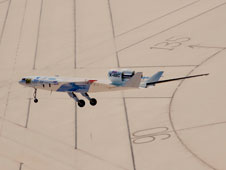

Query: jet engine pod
[108,69,135,85]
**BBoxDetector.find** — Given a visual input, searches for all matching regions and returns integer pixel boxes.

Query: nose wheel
[33,88,38,103]
[34,98,38,103]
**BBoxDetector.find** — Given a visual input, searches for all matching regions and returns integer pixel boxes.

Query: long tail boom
[146,73,209,86]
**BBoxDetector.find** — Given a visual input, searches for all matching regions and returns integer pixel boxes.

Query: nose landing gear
[34,98,38,103]
[33,88,38,103]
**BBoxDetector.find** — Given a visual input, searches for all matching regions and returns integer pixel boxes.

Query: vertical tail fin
[145,71,164,87]
[124,72,142,88]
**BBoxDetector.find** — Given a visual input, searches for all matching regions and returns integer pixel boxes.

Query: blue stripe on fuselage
[57,83,90,92]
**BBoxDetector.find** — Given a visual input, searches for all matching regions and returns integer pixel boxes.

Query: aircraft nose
[19,78,26,85]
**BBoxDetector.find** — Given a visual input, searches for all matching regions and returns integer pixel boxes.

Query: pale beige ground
[0,0,226,170]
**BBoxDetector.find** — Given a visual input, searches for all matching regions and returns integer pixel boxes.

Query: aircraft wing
[146,73,209,87]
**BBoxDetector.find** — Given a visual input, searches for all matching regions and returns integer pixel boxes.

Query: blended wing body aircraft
[19,69,208,107]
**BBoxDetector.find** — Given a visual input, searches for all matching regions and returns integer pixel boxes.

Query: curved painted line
[169,48,226,170]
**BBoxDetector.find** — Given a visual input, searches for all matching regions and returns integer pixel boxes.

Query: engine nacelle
[108,69,135,85]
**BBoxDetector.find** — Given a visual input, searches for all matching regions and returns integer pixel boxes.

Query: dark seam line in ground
[0,0,11,45]
[19,162,23,170]
[73,0,77,69]
[116,0,200,37]
[167,121,226,135]
[74,103,77,149]
[33,0,43,70]
[122,97,136,170]
[117,2,226,53]
[107,0,120,67]
[25,98,31,128]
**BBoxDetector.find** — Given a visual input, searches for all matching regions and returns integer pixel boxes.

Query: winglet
[124,72,142,88]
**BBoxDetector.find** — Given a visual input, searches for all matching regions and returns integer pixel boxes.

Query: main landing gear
[68,92,97,107]
[32,90,96,107]
[33,88,38,103]
[82,93,97,106]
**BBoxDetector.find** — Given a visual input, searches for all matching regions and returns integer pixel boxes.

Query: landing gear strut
[33,88,38,103]
[82,93,97,106]
[68,92,86,107]
[68,92,97,107]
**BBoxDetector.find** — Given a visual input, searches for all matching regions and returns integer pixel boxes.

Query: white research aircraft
[19,69,208,107]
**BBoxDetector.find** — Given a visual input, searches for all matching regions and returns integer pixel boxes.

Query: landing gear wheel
[33,89,38,103]
[90,98,97,106]
[78,99,85,107]
[34,98,38,103]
